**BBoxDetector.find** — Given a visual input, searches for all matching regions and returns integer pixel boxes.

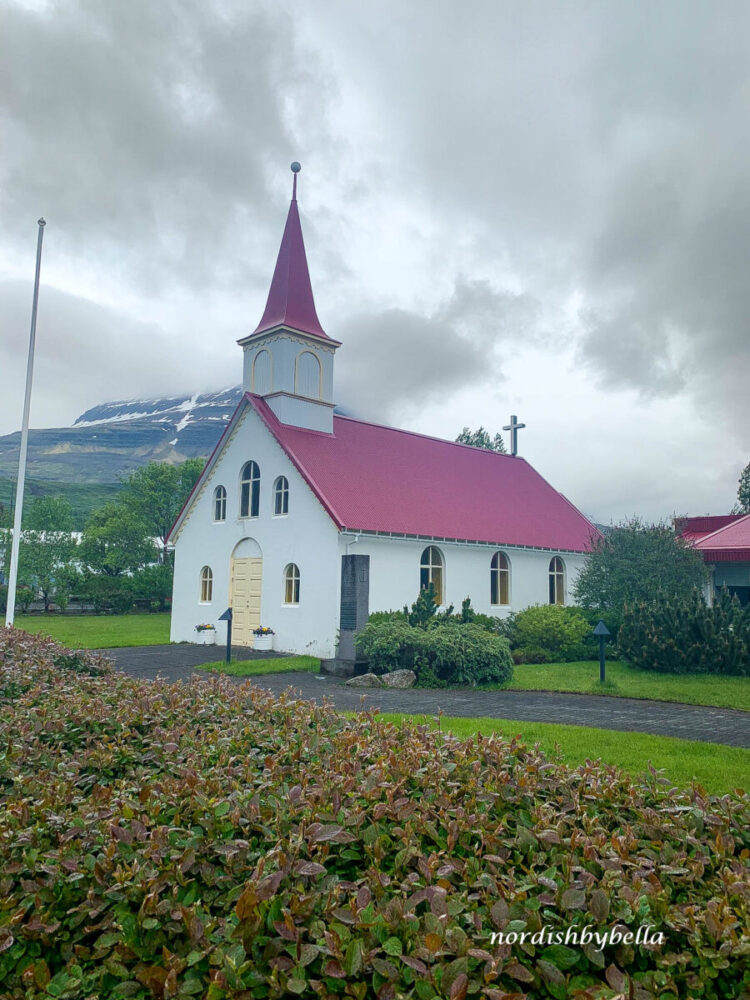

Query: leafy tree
[738,460,750,513]
[455,426,506,453]
[119,459,204,558]
[79,503,156,577]
[17,496,77,612]
[573,516,708,629]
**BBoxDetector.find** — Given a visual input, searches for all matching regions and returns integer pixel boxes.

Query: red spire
[252,163,329,340]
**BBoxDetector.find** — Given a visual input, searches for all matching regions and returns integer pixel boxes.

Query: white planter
[195,630,216,645]
[253,634,274,651]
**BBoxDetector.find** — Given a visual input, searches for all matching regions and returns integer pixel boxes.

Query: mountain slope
[0,387,244,486]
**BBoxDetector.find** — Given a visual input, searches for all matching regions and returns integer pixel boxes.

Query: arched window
[295,351,322,398]
[273,476,289,515]
[490,551,510,605]
[200,566,213,603]
[252,349,272,394]
[240,461,260,518]
[549,557,565,605]
[213,485,227,522]
[284,563,300,604]
[420,546,444,605]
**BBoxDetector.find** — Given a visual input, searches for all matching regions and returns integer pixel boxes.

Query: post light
[219,607,233,664]
[593,620,611,683]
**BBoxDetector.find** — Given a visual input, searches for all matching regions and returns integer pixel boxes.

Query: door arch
[230,538,262,646]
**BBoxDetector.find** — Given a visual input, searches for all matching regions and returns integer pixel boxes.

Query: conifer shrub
[619,589,750,675]
[0,627,748,998]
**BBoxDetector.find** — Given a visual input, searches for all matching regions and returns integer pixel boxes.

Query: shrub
[512,646,553,665]
[0,627,748,998]
[619,589,750,675]
[513,603,592,661]
[356,619,512,686]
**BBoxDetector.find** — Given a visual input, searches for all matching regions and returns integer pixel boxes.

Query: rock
[345,672,384,687]
[382,669,417,689]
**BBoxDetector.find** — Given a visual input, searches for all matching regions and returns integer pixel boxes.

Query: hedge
[0,628,749,998]
[619,589,750,676]
[354,619,513,686]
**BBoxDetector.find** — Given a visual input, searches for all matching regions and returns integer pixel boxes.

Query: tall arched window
[213,485,227,522]
[490,552,510,605]
[284,563,300,604]
[200,566,213,603]
[549,557,565,605]
[295,351,322,398]
[252,349,272,394]
[273,476,289,515]
[240,461,260,518]
[420,546,444,605]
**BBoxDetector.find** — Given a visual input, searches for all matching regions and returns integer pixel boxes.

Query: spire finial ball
[290,161,301,173]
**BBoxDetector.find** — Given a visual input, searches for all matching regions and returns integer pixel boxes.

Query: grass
[197,654,321,676]
[375,712,750,796]
[498,659,750,712]
[15,613,171,648]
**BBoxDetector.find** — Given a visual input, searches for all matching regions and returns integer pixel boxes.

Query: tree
[573,517,708,629]
[738,461,750,513]
[17,496,77,612]
[455,426,506,453]
[79,503,156,577]
[119,459,204,558]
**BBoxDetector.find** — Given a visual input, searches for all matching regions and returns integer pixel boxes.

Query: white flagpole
[4,218,46,628]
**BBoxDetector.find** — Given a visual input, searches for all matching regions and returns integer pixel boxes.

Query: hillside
[0,388,243,528]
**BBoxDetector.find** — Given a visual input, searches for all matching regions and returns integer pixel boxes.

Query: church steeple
[252,162,329,340]
[239,163,340,434]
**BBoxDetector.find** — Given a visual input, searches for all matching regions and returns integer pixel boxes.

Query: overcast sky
[1,0,749,523]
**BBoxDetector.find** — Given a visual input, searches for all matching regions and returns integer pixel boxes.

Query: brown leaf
[605,963,626,992]
[401,955,428,973]
[450,973,469,1000]
[561,888,586,910]
[589,888,609,923]
[425,932,442,952]
[506,961,534,983]
[295,861,326,877]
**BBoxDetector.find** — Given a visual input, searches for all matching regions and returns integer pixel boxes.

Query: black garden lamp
[219,607,233,664]
[592,620,611,684]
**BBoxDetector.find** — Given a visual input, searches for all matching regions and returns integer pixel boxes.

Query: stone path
[102,644,750,749]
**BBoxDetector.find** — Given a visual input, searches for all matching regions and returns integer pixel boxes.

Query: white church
[168,165,598,658]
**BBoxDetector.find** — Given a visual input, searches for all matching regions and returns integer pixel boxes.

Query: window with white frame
[273,476,289,515]
[240,461,260,518]
[490,551,510,605]
[213,485,227,522]
[284,563,300,604]
[200,566,213,603]
[420,546,444,605]
[549,556,565,605]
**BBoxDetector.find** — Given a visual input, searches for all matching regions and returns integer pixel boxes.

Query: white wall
[171,405,341,656]
[339,534,587,617]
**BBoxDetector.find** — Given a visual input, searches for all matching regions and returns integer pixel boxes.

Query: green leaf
[383,937,403,956]
[540,945,579,970]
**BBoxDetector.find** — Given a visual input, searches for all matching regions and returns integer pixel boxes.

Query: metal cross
[502,414,526,456]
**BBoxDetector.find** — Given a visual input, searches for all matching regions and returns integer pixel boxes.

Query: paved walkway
[102,644,750,749]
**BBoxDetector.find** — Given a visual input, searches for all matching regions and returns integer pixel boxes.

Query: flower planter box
[195,630,216,645]
[253,634,274,651]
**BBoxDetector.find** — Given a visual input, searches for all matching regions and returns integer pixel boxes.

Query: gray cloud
[335,277,538,421]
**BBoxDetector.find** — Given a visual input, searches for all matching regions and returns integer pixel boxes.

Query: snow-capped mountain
[0,387,244,484]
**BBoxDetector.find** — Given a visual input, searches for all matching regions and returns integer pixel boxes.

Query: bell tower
[238,163,340,433]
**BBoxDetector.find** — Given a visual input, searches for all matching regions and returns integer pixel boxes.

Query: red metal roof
[251,176,330,340]
[248,395,599,552]
[693,514,750,561]
[675,515,743,541]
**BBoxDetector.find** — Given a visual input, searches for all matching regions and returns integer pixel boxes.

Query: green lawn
[197,655,321,677]
[15,613,171,648]
[499,659,750,712]
[376,712,750,797]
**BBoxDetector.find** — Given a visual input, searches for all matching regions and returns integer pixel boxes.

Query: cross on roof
[502,414,526,456]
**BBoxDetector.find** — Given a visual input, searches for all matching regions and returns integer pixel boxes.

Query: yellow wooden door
[230,556,262,646]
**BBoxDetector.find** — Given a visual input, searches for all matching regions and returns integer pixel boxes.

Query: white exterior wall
[170,406,340,656]
[338,534,587,617]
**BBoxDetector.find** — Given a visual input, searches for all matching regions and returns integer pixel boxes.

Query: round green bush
[355,619,513,686]
[513,604,591,662]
